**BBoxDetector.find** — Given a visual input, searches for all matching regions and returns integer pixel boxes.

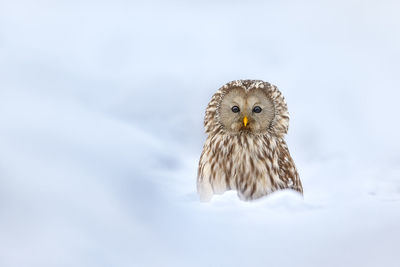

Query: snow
[1,0,400,266]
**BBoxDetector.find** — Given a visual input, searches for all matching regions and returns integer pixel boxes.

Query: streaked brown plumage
[197,80,303,201]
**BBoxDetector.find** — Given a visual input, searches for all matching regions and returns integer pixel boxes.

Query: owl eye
[231,106,240,113]
[253,106,262,113]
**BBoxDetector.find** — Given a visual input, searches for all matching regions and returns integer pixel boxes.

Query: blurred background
[1,0,399,266]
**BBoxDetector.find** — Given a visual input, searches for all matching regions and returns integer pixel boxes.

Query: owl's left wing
[277,140,303,194]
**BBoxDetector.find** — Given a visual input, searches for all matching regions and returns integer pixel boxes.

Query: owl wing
[277,140,303,194]
[197,145,214,202]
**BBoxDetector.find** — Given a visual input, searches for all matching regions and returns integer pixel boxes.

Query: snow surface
[1,0,400,266]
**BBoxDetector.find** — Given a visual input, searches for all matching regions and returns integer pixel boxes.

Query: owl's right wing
[197,147,214,202]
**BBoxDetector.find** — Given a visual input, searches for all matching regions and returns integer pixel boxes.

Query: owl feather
[197,80,303,201]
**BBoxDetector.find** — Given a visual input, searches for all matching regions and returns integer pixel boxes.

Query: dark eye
[231,106,240,113]
[253,106,262,113]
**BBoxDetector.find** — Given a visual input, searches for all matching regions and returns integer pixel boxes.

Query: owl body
[197,80,302,202]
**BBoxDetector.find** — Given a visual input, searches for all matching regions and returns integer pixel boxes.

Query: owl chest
[206,137,279,198]
[229,147,269,181]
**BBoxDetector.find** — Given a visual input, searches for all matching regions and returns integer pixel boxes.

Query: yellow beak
[243,116,248,127]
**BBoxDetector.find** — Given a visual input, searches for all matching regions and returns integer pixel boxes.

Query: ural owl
[197,80,303,202]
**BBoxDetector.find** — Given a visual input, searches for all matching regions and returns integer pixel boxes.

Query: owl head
[204,80,289,137]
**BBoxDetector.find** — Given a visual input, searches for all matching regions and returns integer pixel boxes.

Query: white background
[1,0,399,266]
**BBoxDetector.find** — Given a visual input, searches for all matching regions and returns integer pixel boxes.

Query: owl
[197,80,303,202]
